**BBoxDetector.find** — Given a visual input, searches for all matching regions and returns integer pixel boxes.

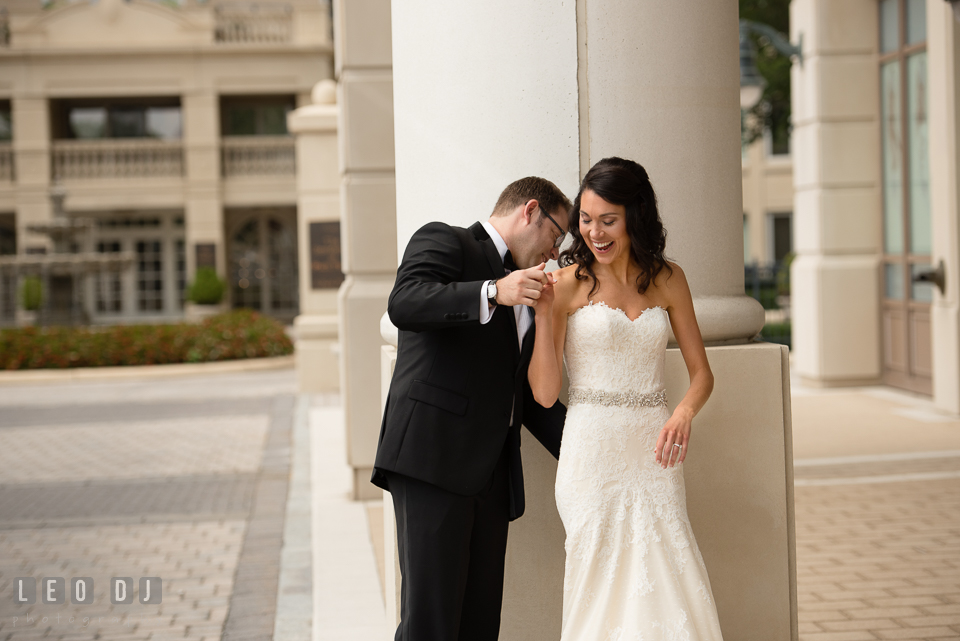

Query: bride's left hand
[654,407,692,468]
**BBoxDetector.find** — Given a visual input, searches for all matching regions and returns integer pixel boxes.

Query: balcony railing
[221,136,295,177]
[52,140,184,180]
[0,143,13,181]
[214,3,293,44]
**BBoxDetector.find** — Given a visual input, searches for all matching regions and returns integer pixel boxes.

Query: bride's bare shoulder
[655,260,687,289]
[652,261,693,311]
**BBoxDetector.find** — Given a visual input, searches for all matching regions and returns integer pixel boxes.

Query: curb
[0,355,295,385]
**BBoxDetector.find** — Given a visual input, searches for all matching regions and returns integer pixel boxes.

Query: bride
[528,157,723,640]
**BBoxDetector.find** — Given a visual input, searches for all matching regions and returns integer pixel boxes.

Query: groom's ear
[522,199,539,224]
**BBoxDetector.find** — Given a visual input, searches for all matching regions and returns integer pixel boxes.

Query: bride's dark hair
[559,157,672,297]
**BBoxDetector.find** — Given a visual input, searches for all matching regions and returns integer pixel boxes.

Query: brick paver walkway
[0,369,297,641]
[795,473,960,640]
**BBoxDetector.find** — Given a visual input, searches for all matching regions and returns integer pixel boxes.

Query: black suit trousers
[387,445,511,641]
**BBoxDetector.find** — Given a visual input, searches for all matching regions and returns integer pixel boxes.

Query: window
[879,0,929,303]
[53,99,182,140]
[221,96,295,136]
[96,241,123,314]
[769,213,792,263]
[878,0,933,394]
[137,240,165,312]
[0,102,10,141]
[176,239,186,309]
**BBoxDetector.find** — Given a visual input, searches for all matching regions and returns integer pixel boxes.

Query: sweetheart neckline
[570,300,665,323]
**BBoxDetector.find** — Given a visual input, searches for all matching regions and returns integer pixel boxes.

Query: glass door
[879,0,933,394]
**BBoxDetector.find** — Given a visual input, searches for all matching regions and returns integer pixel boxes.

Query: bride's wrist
[674,405,696,422]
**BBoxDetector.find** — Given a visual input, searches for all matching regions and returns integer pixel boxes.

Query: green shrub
[20,276,42,311]
[760,320,791,348]
[0,309,293,370]
[188,267,227,305]
[776,252,795,297]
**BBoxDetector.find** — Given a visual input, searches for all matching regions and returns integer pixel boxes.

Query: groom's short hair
[491,176,571,218]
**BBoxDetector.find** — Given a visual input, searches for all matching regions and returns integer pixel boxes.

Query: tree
[740,0,792,154]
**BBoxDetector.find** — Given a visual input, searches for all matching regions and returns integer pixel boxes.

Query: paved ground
[0,368,306,641]
[2,363,959,641]
[791,382,960,641]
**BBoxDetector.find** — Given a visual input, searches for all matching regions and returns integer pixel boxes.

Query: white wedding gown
[555,302,723,641]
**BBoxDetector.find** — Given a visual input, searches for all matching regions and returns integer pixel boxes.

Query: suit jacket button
[459,313,466,319]
[444,313,451,320]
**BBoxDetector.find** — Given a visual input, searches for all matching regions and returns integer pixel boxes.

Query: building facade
[0,0,334,325]
[742,135,795,267]
[789,0,954,403]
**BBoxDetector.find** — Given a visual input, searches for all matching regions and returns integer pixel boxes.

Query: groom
[372,176,571,641]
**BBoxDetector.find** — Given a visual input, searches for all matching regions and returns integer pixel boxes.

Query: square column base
[294,314,340,393]
[382,341,797,640]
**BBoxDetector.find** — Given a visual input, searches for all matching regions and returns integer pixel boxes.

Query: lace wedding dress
[555,302,723,641]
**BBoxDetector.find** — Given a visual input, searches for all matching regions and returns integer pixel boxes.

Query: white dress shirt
[480,221,532,350]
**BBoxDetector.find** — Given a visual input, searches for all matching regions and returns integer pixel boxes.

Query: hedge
[0,309,293,370]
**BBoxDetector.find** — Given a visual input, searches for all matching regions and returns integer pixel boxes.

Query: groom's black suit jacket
[372,221,566,520]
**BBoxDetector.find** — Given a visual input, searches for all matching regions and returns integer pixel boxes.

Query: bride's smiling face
[579,189,628,264]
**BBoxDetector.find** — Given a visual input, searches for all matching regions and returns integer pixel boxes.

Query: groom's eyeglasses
[539,206,567,249]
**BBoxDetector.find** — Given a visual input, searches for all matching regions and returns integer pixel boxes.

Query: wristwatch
[486,280,498,305]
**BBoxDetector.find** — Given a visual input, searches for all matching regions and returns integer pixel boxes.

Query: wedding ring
[673,443,682,449]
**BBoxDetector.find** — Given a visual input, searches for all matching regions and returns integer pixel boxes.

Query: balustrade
[51,140,184,180]
[214,3,293,44]
[221,136,295,177]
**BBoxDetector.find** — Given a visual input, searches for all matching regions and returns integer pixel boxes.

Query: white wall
[391,1,581,255]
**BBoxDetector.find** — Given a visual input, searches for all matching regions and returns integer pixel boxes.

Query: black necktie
[503,250,518,273]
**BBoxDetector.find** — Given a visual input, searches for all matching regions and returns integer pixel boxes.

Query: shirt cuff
[480,280,495,324]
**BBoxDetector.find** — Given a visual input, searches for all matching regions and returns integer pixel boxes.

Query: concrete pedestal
[470,343,796,641]
[380,340,795,640]
[294,314,339,393]
[288,82,343,394]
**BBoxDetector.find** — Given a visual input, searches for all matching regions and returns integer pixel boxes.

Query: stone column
[289,81,341,393]
[385,2,795,640]
[12,96,52,253]
[790,0,883,386]
[928,3,960,412]
[182,91,225,284]
[333,0,398,499]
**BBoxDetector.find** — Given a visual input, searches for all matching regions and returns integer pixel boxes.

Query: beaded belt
[568,388,668,408]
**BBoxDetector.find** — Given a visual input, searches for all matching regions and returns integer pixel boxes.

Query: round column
[581,0,763,340]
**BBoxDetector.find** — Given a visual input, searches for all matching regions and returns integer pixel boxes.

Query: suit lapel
[471,222,520,351]
[470,222,506,281]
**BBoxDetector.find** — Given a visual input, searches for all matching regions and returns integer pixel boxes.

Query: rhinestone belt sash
[568,388,667,409]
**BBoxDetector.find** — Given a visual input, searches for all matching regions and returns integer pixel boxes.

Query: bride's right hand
[535,271,557,315]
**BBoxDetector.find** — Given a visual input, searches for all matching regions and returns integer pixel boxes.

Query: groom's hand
[496,263,549,307]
